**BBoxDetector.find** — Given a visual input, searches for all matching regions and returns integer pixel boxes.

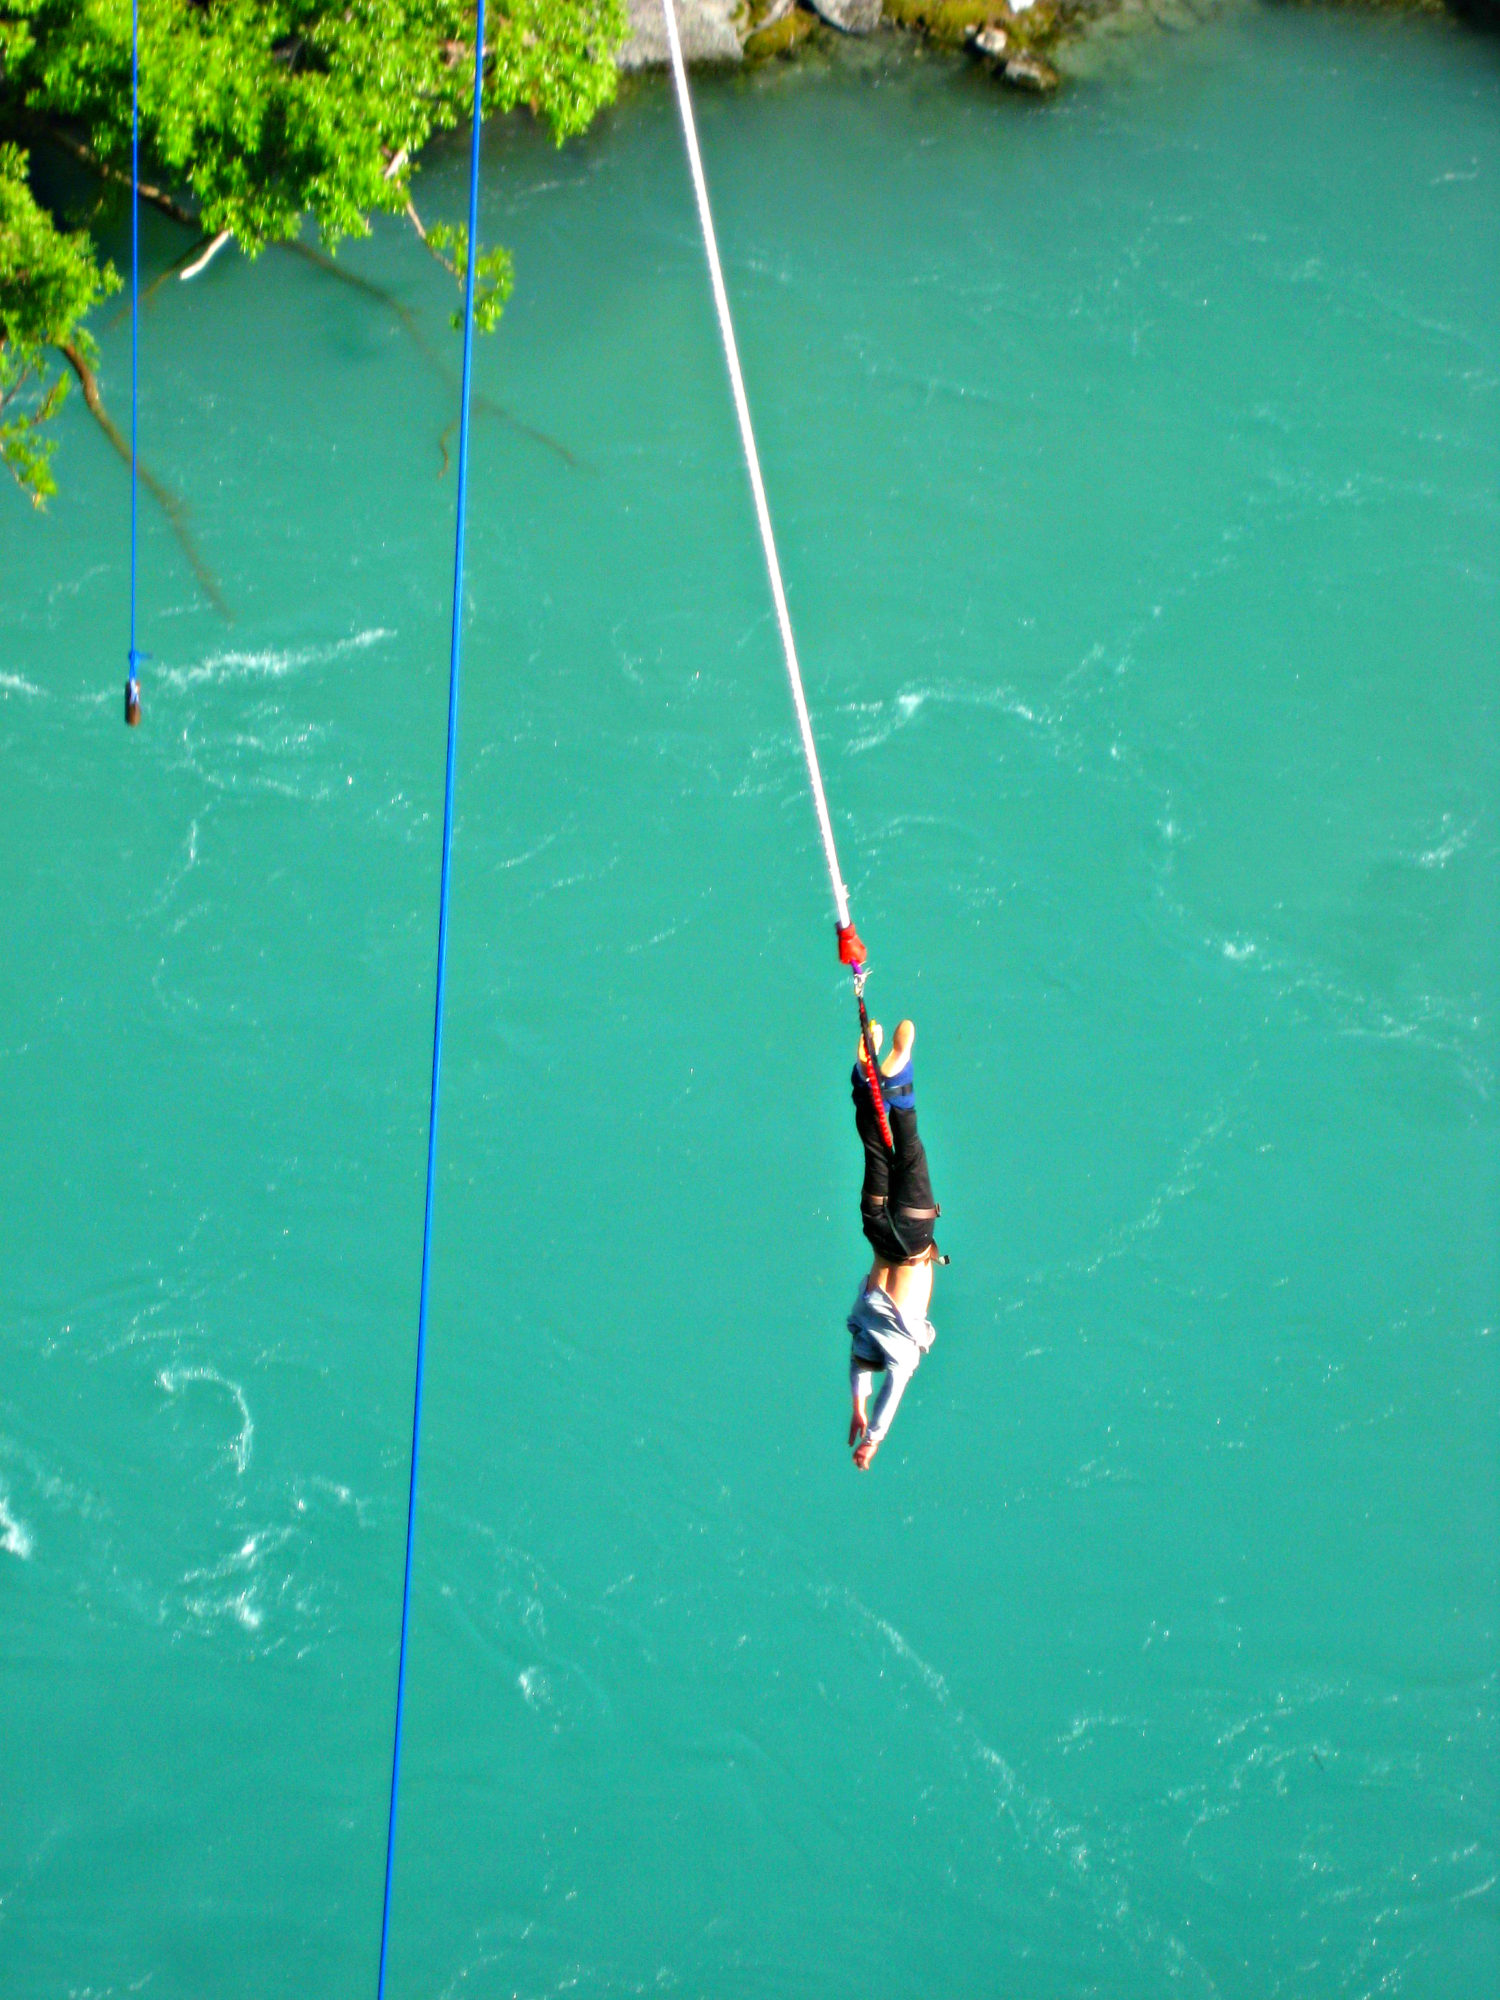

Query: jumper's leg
[881,1018,915,1076]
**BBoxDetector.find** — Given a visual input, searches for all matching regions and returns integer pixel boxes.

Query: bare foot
[881,1018,915,1076]
[853,1435,880,1471]
[848,1400,867,1448]
[857,1020,883,1068]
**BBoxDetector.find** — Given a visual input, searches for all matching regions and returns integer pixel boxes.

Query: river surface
[2,8,1497,1996]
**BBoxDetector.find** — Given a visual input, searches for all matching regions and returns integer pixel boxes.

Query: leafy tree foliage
[0,140,117,502]
[0,0,627,498]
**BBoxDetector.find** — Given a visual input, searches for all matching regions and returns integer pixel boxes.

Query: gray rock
[966,22,1010,59]
[807,0,882,30]
[616,0,745,70]
[1002,49,1061,90]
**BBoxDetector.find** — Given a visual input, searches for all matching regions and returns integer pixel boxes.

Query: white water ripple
[158,1366,254,1474]
[842,678,1056,756]
[839,1589,1222,1997]
[0,1486,34,1561]
[159,625,394,693]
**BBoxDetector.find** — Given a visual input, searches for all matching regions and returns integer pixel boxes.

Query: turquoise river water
[2,7,1497,1996]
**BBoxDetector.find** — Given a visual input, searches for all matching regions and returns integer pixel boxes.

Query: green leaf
[0,141,115,503]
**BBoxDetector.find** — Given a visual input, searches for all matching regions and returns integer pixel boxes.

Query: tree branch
[27,118,198,228]
[404,195,458,276]
[56,341,230,619]
[181,228,233,279]
[105,231,222,329]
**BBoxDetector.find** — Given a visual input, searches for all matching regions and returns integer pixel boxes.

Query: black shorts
[853,1070,939,1263]
[861,1202,936,1265]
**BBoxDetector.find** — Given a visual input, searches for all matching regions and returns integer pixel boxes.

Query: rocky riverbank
[617,0,1175,93]
[616,0,1466,95]
[618,0,1069,89]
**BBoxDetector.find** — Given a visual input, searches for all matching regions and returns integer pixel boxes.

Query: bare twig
[181,228,233,280]
[404,196,458,276]
[106,233,219,329]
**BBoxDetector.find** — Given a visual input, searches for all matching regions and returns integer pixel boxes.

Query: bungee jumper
[846,1013,946,1471]
[659,0,952,1475]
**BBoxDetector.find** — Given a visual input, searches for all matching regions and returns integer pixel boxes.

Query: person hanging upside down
[847,1016,944,1471]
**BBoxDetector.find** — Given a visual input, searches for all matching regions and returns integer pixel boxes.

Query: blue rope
[375,2,487,1991]
[125,0,142,725]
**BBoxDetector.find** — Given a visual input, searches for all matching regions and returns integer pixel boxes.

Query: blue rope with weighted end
[125,0,142,726]
[375,2,488,1991]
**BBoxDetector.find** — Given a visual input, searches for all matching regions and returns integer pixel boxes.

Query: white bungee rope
[660,0,852,936]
